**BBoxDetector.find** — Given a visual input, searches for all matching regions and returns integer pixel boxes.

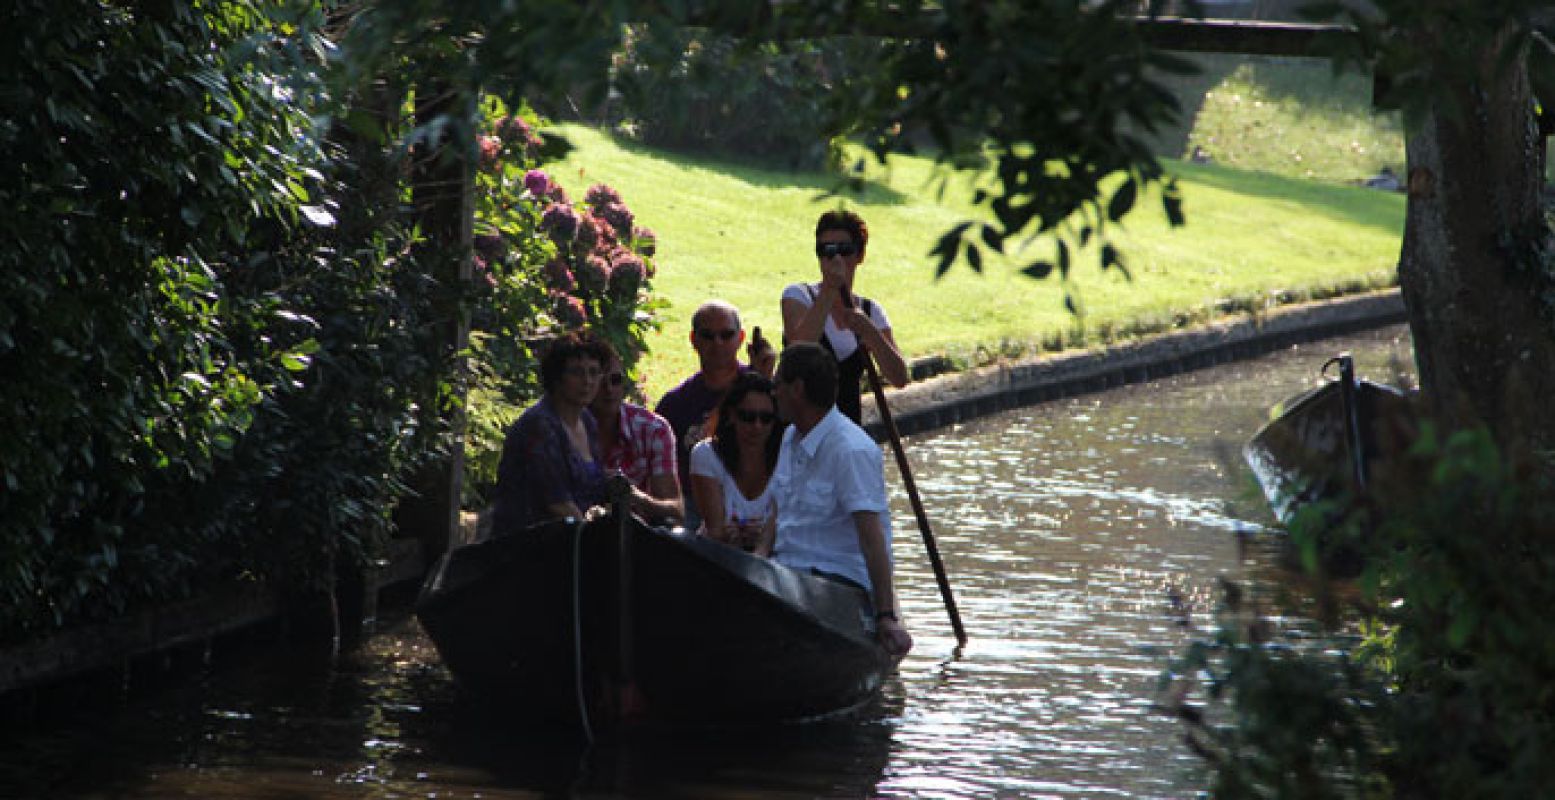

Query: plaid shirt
[603,402,677,491]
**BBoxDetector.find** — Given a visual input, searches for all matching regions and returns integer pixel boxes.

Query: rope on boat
[570,516,594,745]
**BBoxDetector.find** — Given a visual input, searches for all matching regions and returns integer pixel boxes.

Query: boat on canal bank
[415,508,896,733]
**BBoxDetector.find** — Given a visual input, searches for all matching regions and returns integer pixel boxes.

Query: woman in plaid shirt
[590,349,684,526]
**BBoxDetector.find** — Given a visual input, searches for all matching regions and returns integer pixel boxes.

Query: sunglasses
[815,241,859,259]
[734,409,777,425]
[696,328,740,342]
[606,373,626,386]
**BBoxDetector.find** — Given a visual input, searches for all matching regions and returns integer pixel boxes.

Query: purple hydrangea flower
[523,169,552,198]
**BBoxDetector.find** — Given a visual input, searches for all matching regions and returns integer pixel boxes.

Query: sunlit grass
[541,123,1403,401]
[1175,54,1406,182]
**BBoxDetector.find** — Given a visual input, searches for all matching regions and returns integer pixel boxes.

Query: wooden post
[395,78,474,564]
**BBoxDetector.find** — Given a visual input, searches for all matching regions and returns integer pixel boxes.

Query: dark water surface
[2,327,1414,799]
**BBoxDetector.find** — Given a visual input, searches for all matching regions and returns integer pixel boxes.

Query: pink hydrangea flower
[540,203,580,241]
[543,257,575,293]
[552,292,587,328]
[609,249,645,295]
[632,226,657,257]
[472,255,497,288]
[477,135,502,172]
[495,116,541,150]
[584,183,623,207]
[577,253,613,293]
[577,211,617,253]
[596,202,635,240]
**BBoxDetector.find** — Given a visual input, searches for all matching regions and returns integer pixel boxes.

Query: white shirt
[770,407,892,592]
[689,439,775,529]
[781,282,892,361]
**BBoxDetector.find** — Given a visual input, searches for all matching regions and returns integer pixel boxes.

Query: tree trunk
[1397,27,1555,462]
[395,79,473,562]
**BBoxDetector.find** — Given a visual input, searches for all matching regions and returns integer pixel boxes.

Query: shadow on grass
[594,129,913,206]
[1172,159,1404,235]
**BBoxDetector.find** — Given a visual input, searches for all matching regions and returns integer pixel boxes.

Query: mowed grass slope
[544,123,1405,401]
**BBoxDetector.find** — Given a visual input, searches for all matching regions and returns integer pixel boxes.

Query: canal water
[3,326,1414,799]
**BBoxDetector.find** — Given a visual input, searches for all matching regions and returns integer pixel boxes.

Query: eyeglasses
[563,366,602,380]
[735,409,777,425]
[815,241,859,259]
[606,373,626,386]
[696,328,740,342]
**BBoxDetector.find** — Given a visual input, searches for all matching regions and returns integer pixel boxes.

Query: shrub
[609,28,877,172]
[462,100,664,508]
[0,2,446,639]
[1162,425,1555,795]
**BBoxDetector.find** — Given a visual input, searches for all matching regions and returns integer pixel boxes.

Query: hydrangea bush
[463,99,663,507]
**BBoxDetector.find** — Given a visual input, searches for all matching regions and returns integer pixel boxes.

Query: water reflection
[1,326,1414,798]
[879,326,1413,798]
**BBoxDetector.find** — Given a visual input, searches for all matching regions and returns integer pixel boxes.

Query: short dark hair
[815,210,868,254]
[539,331,615,393]
[777,342,837,410]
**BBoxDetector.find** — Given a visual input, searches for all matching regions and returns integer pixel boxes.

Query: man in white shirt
[769,342,913,656]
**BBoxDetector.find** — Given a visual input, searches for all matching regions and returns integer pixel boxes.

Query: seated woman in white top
[688,373,783,553]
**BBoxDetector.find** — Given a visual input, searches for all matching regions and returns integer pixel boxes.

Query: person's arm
[782,270,846,346]
[847,318,910,388]
[630,474,682,522]
[690,473,728,540]
[853,510,913,656]
[752,515,776,558]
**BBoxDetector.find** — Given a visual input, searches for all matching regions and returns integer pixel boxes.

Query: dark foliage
[0,2,445,640]
[1163,425,1555,796]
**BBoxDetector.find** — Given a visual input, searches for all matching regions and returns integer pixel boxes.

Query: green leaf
[1100,244,1130,280]
[1447,608,1477,648]
[1163,178,1185,227]
[1022,260,1054,279]
[980,224,1005,253]
[966,241,983,273]
[1108,178,1137,222]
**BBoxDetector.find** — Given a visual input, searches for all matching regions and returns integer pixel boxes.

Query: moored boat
[1244,353,1416,525]
[415,509,895,732]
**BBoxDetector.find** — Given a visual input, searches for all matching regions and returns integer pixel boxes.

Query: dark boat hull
[1244,376,1415,524]
[415,514,894,729]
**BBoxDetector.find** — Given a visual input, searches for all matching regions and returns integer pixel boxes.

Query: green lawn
[544,123,1404,401]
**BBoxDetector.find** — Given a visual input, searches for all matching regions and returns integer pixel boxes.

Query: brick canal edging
[862,289,1407,439]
